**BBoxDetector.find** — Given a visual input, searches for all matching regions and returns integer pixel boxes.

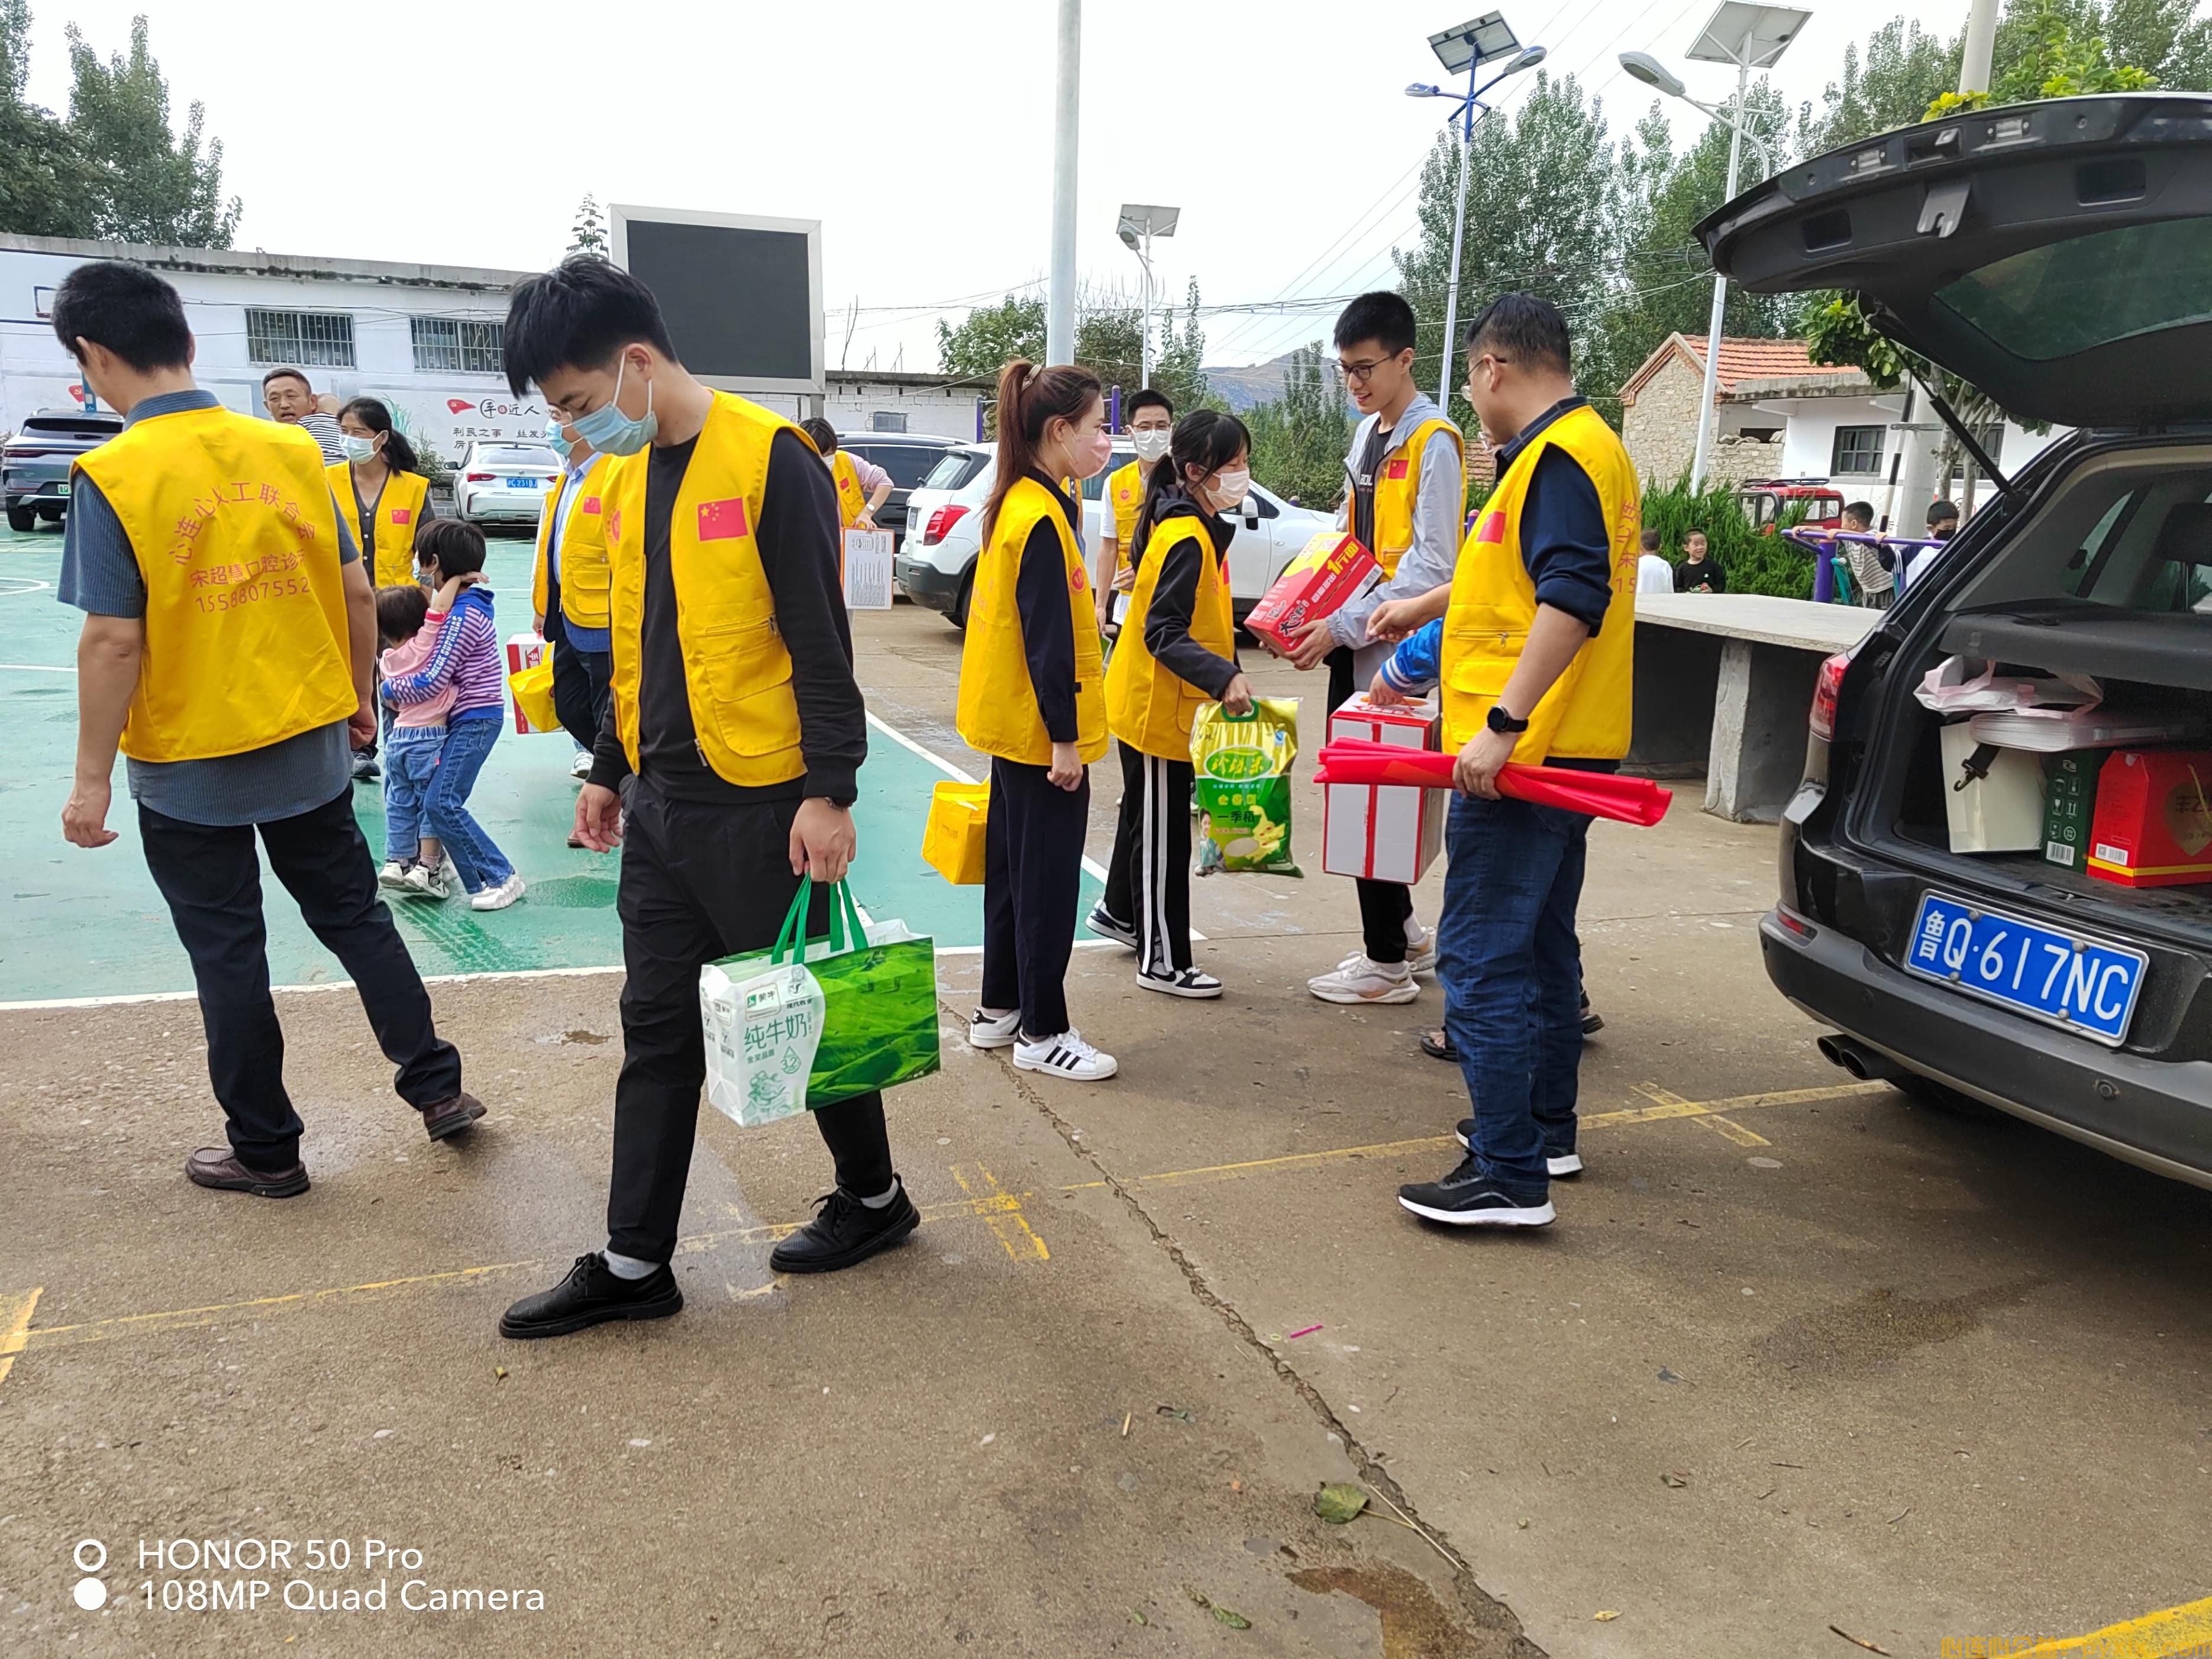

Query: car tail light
[1809,650,1851,743]
[922,504,967,546]
[464,472,495,482]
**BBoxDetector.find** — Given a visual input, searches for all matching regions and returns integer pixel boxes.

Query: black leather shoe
[186,1147,309,1198]
[499,1253,682,1340]
[421,1091,486,1141]
[769,1180,919,1274]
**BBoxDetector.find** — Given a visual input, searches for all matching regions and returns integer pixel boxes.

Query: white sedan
[453,441,561,528]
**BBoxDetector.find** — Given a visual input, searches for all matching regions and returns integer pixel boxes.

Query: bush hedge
[1637,477,1814,599]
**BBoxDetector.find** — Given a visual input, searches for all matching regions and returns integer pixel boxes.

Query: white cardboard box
[1324,693,1445,884]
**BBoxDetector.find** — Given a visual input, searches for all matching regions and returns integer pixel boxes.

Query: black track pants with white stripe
[1102,739,1194,977]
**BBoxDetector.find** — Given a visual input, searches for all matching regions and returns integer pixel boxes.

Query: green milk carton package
[2042,751,2101,870]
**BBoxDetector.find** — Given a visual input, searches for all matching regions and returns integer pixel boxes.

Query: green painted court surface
[0,530,1100,1005]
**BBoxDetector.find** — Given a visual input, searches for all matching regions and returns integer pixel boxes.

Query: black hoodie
[1134,489,1242,700]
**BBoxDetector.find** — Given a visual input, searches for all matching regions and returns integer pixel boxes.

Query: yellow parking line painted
[12,1189,1046,1364]
[1060,1079,1887,1196]
[2011,1593,2212,1655]
[951,1163,1050,1262]
[1635,1082,1774,1148]
[0,1286,41,1389]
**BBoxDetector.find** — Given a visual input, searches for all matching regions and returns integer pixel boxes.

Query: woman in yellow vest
[800,418,892,532]
[1093,410,1253,997]
[329,398,433,588]
[955,359,1118,1082]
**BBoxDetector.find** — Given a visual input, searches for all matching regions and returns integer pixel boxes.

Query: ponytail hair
[982,359,1103,542]
[337,395,423,475]
[1130,408,1252,565]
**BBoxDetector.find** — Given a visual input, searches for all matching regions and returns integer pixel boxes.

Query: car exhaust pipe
[1817,1033,1902,1081]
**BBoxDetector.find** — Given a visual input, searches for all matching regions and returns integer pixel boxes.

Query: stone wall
[1621,354,1706,485]
[1703,434,1784,489]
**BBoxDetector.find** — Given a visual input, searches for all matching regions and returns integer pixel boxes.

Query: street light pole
[1688,56,1748,492]
[1138,230,1154,388]
[1438,62,1480,408]
[1047,0,1080,365]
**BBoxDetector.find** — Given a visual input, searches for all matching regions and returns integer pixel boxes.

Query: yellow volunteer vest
[530,453,614,630]
[80,408,355,763]
[604,392,809,787]
[1439,404,1641,763]
[1370,415,1465,577]
[1106,457,1147,564]
[957,475,1108,766]
[830,450,866,529]
[1105,514,1236,761]
[327,460,429,586]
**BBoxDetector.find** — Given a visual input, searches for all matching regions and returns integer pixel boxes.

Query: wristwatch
[1487,705,1531,735]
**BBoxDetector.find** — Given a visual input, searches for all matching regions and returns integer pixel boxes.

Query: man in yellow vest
[52,260,479,1199]
[1373,294,1639,1231]
[529,421,614,782]
[1286,292,1465,1008]
[492,258,910,1340]
[1094,386,1174,634]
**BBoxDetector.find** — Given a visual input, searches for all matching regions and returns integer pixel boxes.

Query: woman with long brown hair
[955,360,1118,1082]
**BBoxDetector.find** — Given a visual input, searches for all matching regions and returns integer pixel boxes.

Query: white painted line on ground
[0,662,73,673]
[0,576,53,598]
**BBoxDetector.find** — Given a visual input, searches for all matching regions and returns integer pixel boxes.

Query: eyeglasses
[1335,355,1404,386]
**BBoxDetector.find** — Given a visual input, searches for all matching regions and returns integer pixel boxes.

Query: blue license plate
[503,476,540,489]
[1904,891,2148,1047]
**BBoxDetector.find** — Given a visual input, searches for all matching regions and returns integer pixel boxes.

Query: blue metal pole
[1109,385,1122,432]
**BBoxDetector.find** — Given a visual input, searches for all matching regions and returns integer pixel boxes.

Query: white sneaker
[1138,965,1223,999]
[569,750,593,780]
[1013,1028,1118,1080]
[401,862,450,900]
[377,860,412,891]
[968,1007,1021,1050]
[1308,955,1418,1005]
[1405,922,1438,977]
[470,873,525,911]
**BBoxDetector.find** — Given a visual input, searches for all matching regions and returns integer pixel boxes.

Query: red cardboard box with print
[1247,532,1380,654]
[2088,748,2212,887]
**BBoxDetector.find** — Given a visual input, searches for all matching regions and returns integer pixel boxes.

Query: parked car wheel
[950,567,974,632]
[6,506,35,532]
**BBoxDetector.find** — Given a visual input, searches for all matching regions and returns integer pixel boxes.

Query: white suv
[895,442,1336,629]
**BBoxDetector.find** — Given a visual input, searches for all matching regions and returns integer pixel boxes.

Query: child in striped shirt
[383,521,524,910]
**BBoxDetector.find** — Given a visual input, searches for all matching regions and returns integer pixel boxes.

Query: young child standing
[1094,409,1254,996]
[957,359,1117,1082]
[382,519,524,910]
[375,582,456,894]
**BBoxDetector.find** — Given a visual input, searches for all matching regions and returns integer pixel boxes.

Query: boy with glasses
[1277,292,1464,1008]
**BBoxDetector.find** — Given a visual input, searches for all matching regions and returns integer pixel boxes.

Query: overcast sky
[33,0,1969,370]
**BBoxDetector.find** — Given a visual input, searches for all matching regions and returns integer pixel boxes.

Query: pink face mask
[1068,423,1115,481]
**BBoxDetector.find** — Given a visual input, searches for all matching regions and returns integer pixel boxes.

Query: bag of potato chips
[1191,698,1302,877]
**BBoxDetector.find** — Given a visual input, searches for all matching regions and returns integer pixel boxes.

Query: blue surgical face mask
[569,357,655,456]
[340,432,379,465]
[543,419,574,463]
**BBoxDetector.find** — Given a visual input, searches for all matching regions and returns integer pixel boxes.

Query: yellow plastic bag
[922,780,989,885]
[508,659,558,735]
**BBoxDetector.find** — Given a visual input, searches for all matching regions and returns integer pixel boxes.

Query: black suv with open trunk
[1700,93,2212,1189]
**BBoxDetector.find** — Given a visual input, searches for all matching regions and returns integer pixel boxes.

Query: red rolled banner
[1313,738,1672,828]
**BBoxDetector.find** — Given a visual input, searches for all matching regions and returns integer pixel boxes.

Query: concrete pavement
[4,598,2210,1658]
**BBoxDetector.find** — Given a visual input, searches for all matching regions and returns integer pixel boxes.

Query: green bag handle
[770,874,871,964]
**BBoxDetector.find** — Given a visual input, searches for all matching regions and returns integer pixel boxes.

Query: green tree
[0,0,93,238]
[64,15,239,246]
[1397,72,1633,425]
[1149,276,1210,414]
[1800,18,1959,153]
[1075,300,1142,399]
[937,293,1045,382]
[1243,341,1349,511]
[566,194,606,259]
[937,280,1210,416]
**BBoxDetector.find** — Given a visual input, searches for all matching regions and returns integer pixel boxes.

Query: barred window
[246,308,355,367]
[1831,425,1885,476]
[867,410,909,433]
[410,316,505,375]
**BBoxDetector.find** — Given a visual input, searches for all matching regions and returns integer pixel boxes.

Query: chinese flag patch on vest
[581,496,602,514]
[391,508,412,525]
[1475,511,1506,544]
[1384,458,1409,480]
[698,498,750,541]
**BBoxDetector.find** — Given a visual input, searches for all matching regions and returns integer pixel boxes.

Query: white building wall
[1746,387,2071,498]
[753,379,984,443]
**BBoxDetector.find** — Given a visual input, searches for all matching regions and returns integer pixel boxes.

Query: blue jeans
[380,725,446,863]
[424,712,512,893]
[1436,789,1592,1201]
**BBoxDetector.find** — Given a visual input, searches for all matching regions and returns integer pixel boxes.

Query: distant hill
[1203,352,1305,412]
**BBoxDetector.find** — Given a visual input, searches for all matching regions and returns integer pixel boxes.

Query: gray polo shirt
[57,388,363,828]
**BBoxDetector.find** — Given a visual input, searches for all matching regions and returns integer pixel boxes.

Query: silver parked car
[4,408,122,532]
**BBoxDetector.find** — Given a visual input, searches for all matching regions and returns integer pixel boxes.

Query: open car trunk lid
[1696,94,2212,428]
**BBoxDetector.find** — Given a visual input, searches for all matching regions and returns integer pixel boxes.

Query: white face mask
[1209,467,1252,510]
[341,432,379,465]
[1129,428,1172,465]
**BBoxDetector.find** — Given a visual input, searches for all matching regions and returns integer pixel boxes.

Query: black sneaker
[1086,905,1138,949]
[1580,995,1605,1037]
[499,1253,683,1340]
[1398,1157,1555,1227]
[769,1180,920,1274]
[1452,1120,1583,1179]
[351,750,380,782]
[1136,964,1223,999]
